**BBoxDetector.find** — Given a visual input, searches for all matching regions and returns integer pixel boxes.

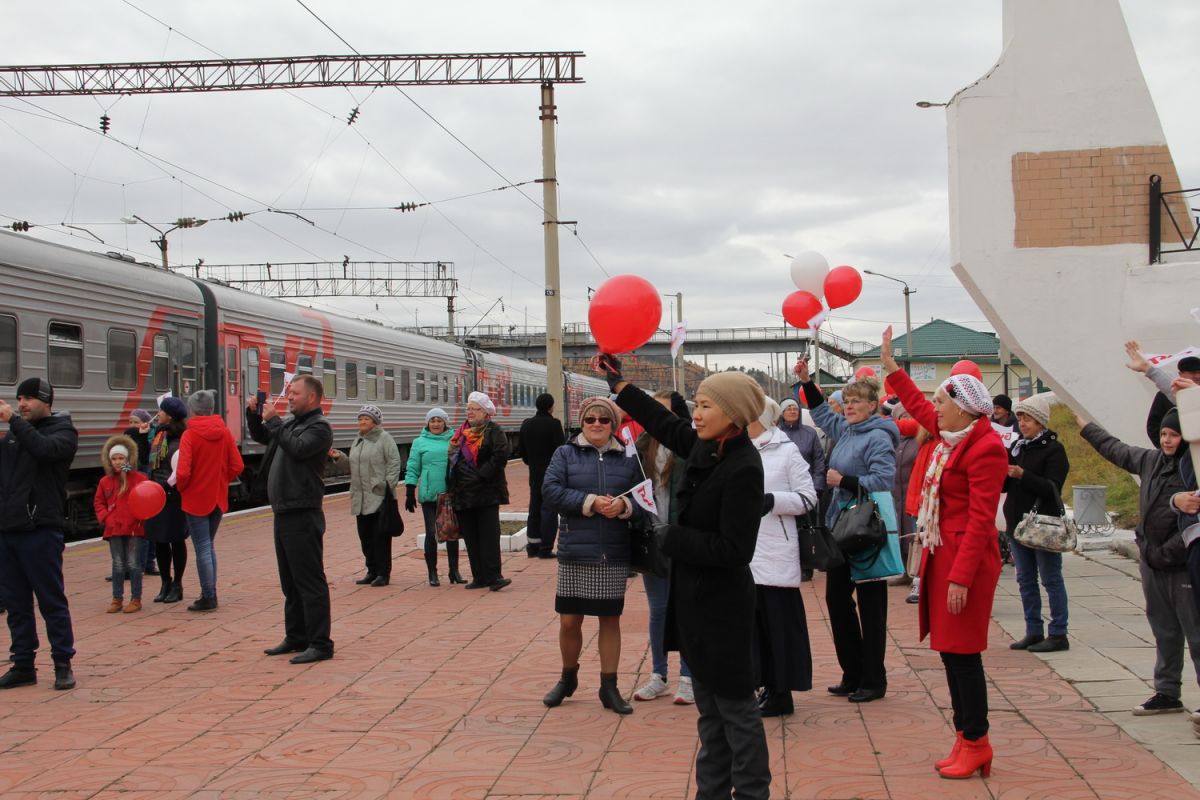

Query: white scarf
[915,420,978,553]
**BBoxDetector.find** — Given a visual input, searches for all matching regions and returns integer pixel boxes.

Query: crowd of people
[2,327,1200,787]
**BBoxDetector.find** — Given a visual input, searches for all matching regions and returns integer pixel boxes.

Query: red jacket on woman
[176,415,244,516]
[94,472,148,539]
[886,370,1007,654]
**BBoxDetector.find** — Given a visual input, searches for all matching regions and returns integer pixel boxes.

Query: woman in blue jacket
[404,408,463,586]
[540,396,641,715]
[798,364,898,703]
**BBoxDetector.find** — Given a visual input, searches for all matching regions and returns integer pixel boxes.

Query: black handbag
[796,509,844,571]
[377,487,405,538]
[830,487,886,554]
[630,520,669,578]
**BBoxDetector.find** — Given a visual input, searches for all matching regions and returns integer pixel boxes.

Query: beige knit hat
[578,396,621,428]
[1014,392,1056,428]
[696,372,766,429]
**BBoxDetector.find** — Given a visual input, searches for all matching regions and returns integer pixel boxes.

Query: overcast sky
[2,1,1196,375]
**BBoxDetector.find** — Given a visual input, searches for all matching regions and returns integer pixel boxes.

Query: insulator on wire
[99,114,110,134]
[226,211,245,222]
[395,202,419,212]
[9,221,31,232]
[347,107,360,126]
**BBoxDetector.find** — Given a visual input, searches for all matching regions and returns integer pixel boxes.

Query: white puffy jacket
[750,427,819,587]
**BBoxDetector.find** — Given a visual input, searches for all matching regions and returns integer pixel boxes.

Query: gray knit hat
[1014,393,1054,429]
[188,389,216,416]
[357,404,383,425]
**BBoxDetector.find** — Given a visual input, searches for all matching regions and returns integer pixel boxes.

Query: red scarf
[452,422,485,468]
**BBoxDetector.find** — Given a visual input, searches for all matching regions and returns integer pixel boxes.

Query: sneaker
[673,676,695,705]
[906,578,920,605]
[633,673,668,701]
[0,665,36,689]
[1132,693,1184,715]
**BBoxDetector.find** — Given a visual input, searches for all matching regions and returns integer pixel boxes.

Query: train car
[0,230,607,532]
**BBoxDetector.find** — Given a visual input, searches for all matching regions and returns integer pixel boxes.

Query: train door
[461,347,480,398]
[224,335,243,440]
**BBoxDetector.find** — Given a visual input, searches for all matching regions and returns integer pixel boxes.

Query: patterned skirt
[555,560,628,616]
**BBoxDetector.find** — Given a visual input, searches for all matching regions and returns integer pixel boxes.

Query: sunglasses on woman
[582,416,612,425]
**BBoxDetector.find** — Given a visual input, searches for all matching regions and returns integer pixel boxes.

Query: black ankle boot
[447,546,466,584]
[153,580,171,603]
[425,553,440,587]
[543,666,579,708]
[162,582,183,604]
[599,672,632,715]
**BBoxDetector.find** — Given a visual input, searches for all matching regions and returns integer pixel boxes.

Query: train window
[384,368,395,401]
[366,364,377,401]
[179,329,198,396]
[429,372,438,403]
[323,358,336,398]
[47,321,84,388]
[297,354,313,375]
[107,329,137,390]
[442,375,449,404]
[400,369,410,402]
[345,361,358,399]
[269,350,285,394]
[0,314,16,384]
[415,371,425,403]
[244,349,259,393]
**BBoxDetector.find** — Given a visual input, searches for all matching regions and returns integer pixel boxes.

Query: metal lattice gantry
[184,260,457,299]
[0,52,584,96]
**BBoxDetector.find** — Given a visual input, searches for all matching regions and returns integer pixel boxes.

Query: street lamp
[121,215,208,269]
[862,269,915,372]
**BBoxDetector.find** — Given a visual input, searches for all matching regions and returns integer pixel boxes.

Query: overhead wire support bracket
[180,260,458,300]
[0,52,585,96]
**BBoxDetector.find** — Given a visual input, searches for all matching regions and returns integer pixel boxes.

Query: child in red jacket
[94,435,148,614]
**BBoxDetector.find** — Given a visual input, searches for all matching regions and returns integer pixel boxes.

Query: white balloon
[789,251,829,296]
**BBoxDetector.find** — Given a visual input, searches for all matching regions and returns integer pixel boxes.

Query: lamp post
[664,292,684,393]
[862,270,915,371]
[122,215,208,269]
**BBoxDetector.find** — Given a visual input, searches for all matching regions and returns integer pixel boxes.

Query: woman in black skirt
[541,397,642,714]
[144,396,190,603]
[746,400,818,716]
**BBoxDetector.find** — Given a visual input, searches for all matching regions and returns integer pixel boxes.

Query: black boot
[599,673,632,715]
[760,688,794,717]
[543,666,579,708]
[1028,634,1070,653]
[355,573,377,585]
[153,579,171,603]
[0,664,36,689]
[53,661,76,691]
[1009,633,1045,650]
[447,544,466,584]
[425,553,440,587]
[162,582,183,604]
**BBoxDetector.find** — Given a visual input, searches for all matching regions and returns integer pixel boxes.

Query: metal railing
[1149,175,1200,263]
[402,323,875,357]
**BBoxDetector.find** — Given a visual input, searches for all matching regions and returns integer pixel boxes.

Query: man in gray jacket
[248,376,334,664]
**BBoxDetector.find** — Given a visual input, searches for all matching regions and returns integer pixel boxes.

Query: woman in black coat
[601,355,772,800]
[1002,394,1071,652]
[447,391,511,591]
[144,396,190,603]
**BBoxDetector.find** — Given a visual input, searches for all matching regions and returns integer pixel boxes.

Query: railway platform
[1,462,1198,799]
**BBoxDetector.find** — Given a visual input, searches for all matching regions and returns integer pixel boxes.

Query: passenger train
[0,230,608,532]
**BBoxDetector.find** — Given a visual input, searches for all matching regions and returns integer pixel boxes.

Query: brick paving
[0,462,1196,798]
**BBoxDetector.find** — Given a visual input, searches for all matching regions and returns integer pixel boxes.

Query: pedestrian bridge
[405,323,873,362]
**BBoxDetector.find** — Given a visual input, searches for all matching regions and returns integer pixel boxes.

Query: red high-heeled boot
[934,731,964,771]
[938,734,992,779]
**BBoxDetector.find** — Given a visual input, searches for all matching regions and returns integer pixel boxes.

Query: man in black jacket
[0,378,78,690]
[519,393,565,558]
[248,376,335,664]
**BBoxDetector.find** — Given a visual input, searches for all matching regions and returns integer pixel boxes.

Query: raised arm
[613,383,697,460]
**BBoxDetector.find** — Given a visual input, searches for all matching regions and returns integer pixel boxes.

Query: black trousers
[420,501,461,566]
[941,651,989,740]
[0,529,75,666]
[457,505,502,585]
[273,509,333,653]
[525,466,558,556]
[825,562,888,692]
[354,511,393,578]
[1189,540,1200,619]
[692,678,771,800]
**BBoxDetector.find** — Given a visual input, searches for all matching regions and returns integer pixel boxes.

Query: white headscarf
[942,375,992,417]
[466,391,496,416]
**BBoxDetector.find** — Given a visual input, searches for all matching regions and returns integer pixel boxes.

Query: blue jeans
[109,537,145,600]
[186,510,223,599]
[1009,535,1068,636]
[641,572,690,680]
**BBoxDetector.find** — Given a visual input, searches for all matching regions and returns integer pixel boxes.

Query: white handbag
[1013,500,1078,553]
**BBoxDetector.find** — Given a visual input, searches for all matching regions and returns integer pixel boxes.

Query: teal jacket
[405,427,453,502]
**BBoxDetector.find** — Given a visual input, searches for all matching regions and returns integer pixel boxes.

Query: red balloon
[128,480,166,521]
[782,291,824,329]
[950,360,983,380]
[588,275,662,353]
[823,265,863,309]
[855,366,876,380]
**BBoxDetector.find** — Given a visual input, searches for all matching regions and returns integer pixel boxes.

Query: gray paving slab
[994,547,1200,790]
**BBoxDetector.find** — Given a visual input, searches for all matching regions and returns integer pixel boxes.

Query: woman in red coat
[880,327,1007,780]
